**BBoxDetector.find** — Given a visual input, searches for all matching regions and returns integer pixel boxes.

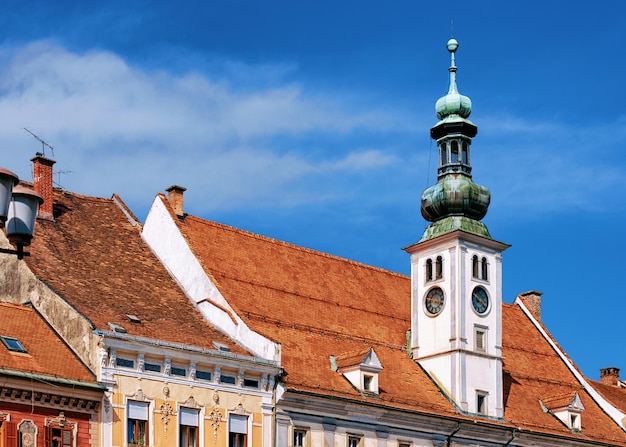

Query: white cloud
[0,41,410,215]
[0,41,623,223]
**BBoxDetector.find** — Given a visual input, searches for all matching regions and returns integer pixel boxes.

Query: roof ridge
[184,215,409,279]
[51,187,113,203]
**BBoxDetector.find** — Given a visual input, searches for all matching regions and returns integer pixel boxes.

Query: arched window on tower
[450,141,459,163]
[435,256,443,280]
[462,141,469,164]
[472,255,479,278]
[440,143,447,165]
[425,259,433,282]
[481,257,488,281]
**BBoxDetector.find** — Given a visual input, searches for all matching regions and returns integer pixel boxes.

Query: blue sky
[0,1,624,380]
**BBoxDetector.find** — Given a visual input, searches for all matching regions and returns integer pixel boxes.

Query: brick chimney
[31,154,55,220]
[600,367,620,386]
[518,290,543,320]
[166,185,186,217]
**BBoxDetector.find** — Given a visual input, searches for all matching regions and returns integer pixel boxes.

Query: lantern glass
[6,186,43,247]
[0,168,19,225]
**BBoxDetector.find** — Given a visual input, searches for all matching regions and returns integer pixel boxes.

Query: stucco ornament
[159,401,174,434]
[206,391,222,443]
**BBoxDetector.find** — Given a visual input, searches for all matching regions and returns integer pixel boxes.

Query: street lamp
[0,167,44,259]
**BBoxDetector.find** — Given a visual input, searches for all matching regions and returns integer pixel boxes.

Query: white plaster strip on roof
[514,297,626,430]
[142,196,280,363]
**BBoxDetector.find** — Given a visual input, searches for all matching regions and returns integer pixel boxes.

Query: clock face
[472,286,489,314]
[425,287,445,315]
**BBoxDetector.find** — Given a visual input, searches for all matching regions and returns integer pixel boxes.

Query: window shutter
[62,429,72,447]
[128,401,149,420]
[179,409,199,427]
[5,422,17,447]
[228,415,247,434]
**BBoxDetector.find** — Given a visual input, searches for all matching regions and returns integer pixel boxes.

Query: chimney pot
[31,155,55,220]
[518,290,543,320]
[600,367,620,386]
[165,185,186,217]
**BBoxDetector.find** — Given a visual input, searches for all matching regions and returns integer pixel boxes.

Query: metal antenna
[55,169,74,190]
[450,20,454,37]
[24,128,55,157]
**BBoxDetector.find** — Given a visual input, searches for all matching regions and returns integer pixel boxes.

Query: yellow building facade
[100,341,277,447]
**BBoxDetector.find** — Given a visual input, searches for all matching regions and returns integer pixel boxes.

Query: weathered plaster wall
[0,235,100,373]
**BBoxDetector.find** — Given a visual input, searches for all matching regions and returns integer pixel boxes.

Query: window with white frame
[347,435,361,447]
[363,375,373,391]
[481,257,488,281]
[127,401,149,445]
[476,391,488,415]
[228,415,247,447]
[425,259,433,282]
[45,426,72,447]
[435,256,443,280]
[293,429,307,447]
[179,408,198,447]
[196,370,212,381]
[475,326,487,352]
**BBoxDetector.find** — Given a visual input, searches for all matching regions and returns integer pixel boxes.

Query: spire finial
[435,38,471,120]
[446,38,459,92]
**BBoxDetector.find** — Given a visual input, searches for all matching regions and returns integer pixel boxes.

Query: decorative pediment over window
[540,392,585,432]
[331,348,383,395]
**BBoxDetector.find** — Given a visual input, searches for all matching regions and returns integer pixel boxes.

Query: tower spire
[419,38,491,241]
[405,38,509,420]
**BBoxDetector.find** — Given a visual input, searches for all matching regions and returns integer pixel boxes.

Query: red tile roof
[172,200,626,443]
[24,189,252,357]
[589,380,626,414]
[334,348,374,369]
[0,302,96,384]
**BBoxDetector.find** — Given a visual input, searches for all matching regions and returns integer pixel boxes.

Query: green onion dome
[420,174,490,222]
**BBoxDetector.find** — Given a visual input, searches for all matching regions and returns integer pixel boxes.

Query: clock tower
[404,39,509,418]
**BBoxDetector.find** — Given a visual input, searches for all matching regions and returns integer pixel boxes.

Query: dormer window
[333,348,383,395]
[541,392,585,432]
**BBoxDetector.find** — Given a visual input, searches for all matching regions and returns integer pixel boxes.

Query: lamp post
[0,167,44,259]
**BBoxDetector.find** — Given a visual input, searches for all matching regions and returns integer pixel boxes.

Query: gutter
[0,367,105,391]
[95,330,279,367]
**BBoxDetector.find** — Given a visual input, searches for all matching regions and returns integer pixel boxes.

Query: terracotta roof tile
[177,211,626,443]
[25,189,252,357]
[541,392,579,409]
[0,302,96,383]
[589,379,626,413]
[334,347,373,369]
